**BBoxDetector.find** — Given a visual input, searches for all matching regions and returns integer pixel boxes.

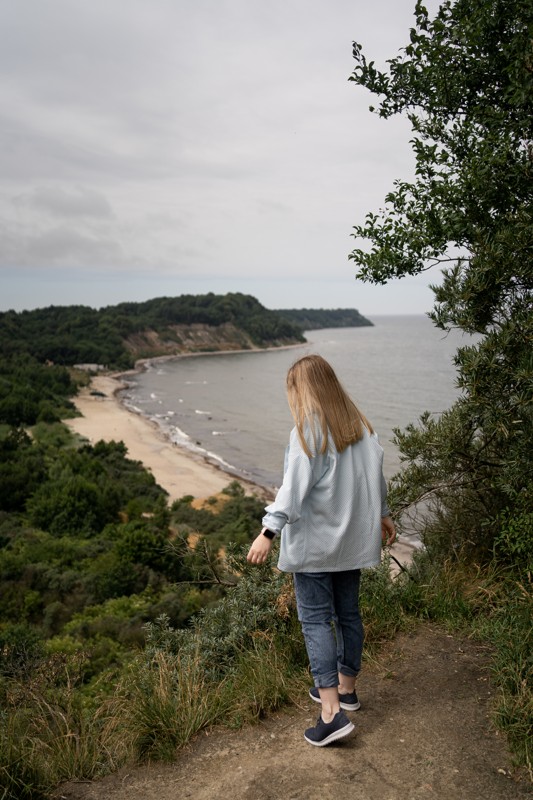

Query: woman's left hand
[247,530,274,564]
[381,515,396,547]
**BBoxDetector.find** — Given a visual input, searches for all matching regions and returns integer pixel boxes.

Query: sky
[0,0,442,317]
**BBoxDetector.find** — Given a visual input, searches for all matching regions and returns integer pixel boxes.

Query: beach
[65,372,415,568]
[64,374,249,503]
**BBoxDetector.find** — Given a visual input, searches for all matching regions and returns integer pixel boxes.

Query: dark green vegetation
[350,0,532,772]
[0,292,305,371]
[0,424,266,677]
[275,307,373,330]
[0,357,81,427]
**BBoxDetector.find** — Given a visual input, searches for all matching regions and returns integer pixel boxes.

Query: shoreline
[65,351,416,567]
[65,372,273,504]
[66,341,311,503]
[115,338,308,379]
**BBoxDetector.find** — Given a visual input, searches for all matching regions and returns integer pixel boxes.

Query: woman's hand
[247,529,274,564]
[381,515,396,547]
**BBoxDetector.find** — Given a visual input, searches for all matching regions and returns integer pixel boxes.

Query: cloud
[0,0,444,311]
[24,226,124,266]
[16,185,114,219]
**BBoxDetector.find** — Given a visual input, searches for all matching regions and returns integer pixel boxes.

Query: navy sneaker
[309,686,361,712]
[304,711,355,747]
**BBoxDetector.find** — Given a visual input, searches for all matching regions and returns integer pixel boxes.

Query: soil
[58,625,531,800]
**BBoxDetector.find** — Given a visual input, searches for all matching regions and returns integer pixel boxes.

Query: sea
[118,315,472,492]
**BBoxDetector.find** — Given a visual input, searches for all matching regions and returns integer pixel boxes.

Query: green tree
[349,0,532,561]
[26,474,110,537]
[0,429,47,512]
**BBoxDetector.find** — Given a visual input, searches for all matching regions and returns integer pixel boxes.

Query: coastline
[65,373,272,504]
[65,341,309,503]
[65,356,416,568]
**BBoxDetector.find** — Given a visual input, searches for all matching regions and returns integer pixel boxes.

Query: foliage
[493,490,533,571]
[0,623,44,679]
[0,293,305,374]
[0,429,47,512]
[0,356,78,426]
[0,421,275,688]
[275,307,373,330]
[349,0,532,563]
[171,481,265,550]
[476,581,533,770]
[0,652,130,799]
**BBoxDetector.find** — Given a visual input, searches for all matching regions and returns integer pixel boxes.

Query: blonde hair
[286,354,373,457]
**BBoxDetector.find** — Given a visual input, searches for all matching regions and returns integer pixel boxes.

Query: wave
[205,450,238,472]
[169,425,192,442]
[122,401,144,415]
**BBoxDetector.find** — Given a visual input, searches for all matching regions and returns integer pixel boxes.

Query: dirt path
[59,626,530,800]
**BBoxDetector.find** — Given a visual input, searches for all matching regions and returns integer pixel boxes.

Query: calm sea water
[119,316,471,490]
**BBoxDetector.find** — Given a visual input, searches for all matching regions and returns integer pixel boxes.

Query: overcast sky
[0,0,442,316]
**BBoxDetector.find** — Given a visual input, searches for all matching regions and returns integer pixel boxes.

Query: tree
[0,429,46,512]
[349,0,532,562]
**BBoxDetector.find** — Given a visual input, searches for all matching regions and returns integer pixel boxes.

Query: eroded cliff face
[123,322,259,359]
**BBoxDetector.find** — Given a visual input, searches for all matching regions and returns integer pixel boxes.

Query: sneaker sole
[309,690,361,712]
[304,720,355,747]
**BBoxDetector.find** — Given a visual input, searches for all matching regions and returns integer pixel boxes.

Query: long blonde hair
[286,354,373,457]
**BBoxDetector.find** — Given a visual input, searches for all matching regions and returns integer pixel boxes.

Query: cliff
[123,322,265,359]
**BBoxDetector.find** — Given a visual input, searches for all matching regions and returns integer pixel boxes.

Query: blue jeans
[293,570,364,689]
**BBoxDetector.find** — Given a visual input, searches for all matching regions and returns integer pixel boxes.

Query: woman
[247,354,396,746]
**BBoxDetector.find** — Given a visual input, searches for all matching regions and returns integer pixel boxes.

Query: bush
[0,623,43,678]
[493,488,533,572]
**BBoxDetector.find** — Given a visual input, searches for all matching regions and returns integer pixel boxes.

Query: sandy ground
[58,625,531,800]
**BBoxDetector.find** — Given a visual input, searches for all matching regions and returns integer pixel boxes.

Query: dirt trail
[59,626,530,800]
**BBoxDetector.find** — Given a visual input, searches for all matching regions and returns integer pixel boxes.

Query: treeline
[0,293,305,371]
[275,307,373,330]
[0,356,80,426]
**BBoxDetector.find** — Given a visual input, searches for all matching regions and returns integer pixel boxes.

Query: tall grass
[0,561,308,795]
[472,575,533,776]
[0,653,129,800]
[118,648,229,762]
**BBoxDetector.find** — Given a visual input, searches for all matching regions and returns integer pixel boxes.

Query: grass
[1,550,531,797]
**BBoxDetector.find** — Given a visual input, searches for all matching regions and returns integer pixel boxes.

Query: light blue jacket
[262,425,389,573]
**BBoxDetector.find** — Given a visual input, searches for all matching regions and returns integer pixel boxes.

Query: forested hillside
[275,307,373,330]
[0,293,305,370]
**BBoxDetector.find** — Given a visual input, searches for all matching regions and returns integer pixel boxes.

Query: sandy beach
[64,374,248,503]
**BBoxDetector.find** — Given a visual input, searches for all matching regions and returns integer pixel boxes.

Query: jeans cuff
[313,669,339,689]
[337,663,359,679]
